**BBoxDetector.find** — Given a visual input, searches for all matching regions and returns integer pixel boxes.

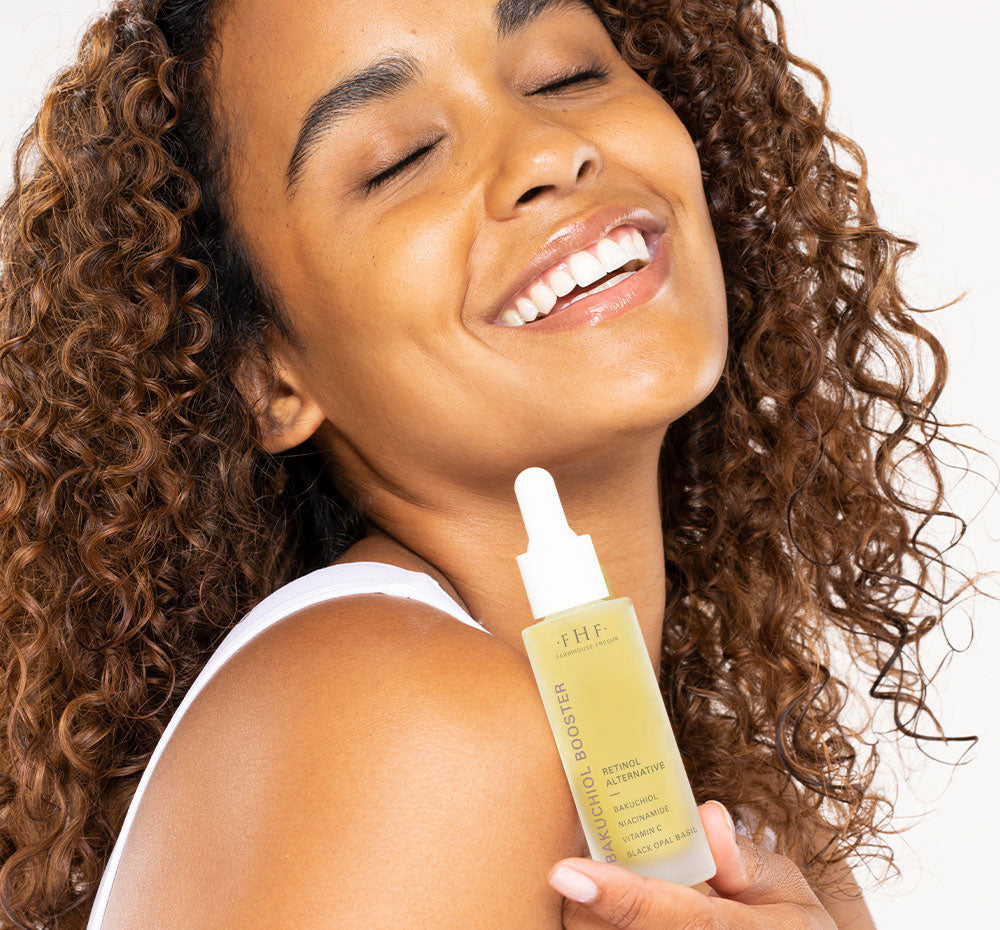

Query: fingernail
[710,800,737,839]
[548,865,599,904]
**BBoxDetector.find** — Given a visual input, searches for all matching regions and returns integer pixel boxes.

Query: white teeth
[564,269,636,306]
[567,251,606,289]
[548,270,576,297]
[514,296,539,323]
[528,282,557,315]
[618,233,640,261]
[498,224,655,326]
[595,236,631,273]
[499,267,640,325]
[630,228,650,262]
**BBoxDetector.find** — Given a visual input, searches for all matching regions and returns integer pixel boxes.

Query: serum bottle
[515,466,716,885]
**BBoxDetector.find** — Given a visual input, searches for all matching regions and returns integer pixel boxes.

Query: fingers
[723,836,823,909]
[546,802,742,928]
[548,801,832,929]
[701,807,825,912]
[699,800,746,896]
[547,857,715,929]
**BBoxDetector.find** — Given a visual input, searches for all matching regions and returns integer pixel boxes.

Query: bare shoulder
[101,594,583,929]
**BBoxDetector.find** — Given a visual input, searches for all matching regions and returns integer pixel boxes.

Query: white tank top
[87,559,773,927]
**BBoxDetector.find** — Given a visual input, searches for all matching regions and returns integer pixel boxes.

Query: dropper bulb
[513,466,610,619]
[514,466,572,548]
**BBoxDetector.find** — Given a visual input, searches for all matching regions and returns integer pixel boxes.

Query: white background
[2,1,997,925]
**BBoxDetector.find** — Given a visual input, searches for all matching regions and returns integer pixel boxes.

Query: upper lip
[486,203,668,324]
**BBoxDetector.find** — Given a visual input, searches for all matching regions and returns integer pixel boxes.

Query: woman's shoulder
[226,574,533,730]
[101,588,583,928]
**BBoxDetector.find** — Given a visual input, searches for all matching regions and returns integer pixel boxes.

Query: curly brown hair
[1,0,996,925]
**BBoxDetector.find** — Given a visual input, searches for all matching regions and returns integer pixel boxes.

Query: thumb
[547,802,735,928]
[546,856,712,928]
[698,799,748,897]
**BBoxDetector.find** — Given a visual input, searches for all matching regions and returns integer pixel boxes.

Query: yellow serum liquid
[522,595,716,885]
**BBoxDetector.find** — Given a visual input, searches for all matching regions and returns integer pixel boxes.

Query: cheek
[602,89,702,190]
[361,207,473,334]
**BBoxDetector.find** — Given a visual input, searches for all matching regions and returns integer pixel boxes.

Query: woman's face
[215,0,727,500]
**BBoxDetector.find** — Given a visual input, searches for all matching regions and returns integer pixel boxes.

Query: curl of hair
[0,0,996,925]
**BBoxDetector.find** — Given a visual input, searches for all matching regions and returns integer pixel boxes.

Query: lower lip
[494,230,670,333]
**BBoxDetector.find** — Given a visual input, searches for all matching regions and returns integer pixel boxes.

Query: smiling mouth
[538,261,647,317]
[495,225,655,327]
[492,227,669,332]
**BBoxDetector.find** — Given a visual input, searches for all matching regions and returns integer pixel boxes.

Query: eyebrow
[283,0,595,197]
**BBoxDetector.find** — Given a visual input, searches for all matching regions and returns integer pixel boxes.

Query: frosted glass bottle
[514,466,716,885]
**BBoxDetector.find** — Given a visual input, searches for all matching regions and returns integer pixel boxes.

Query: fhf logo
[559,622,606,647]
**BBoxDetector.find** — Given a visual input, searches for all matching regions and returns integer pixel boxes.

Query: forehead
[215,0,589,72]
[212,0,593,176]
[217,0,456,78]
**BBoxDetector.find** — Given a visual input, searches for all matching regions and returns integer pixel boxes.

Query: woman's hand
[548,801,836,929]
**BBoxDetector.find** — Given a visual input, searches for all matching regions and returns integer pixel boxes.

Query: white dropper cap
[514,466,610,620]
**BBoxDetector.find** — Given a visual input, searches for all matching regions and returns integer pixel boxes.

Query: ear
[233,347,326,454]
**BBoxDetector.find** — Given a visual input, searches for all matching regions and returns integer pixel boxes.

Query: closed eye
[361,139,442,196]
[359,61,613,196]
[527,62,612,97]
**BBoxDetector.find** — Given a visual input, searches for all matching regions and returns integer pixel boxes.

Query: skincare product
[515,466,716,885]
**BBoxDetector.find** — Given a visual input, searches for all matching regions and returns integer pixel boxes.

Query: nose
[484,117,604,218]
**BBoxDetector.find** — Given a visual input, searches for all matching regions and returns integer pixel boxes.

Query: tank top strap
[215,560,488,657]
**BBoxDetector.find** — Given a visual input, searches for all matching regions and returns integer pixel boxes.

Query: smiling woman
[0,0,993,928]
